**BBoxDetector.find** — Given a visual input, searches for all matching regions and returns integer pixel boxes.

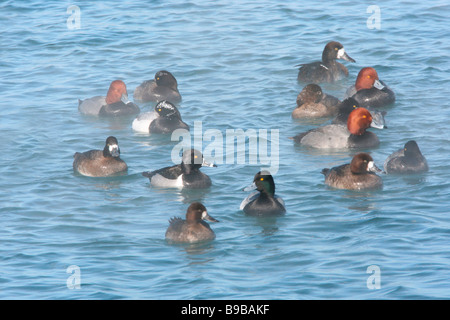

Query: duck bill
[243,182,257,192]
[367,161,382,173]
[202,159,217,168]
[120,93,131,104]
[370,111,387,129]
[373,79,385,90]
[337,48,355,63]
[202,211,219,222]
[109,145,120,157]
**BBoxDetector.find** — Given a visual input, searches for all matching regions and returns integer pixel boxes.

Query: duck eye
[260,178,264,181]
[156,77,160,80]
[158,108,161,112]
[353,105,357,108]
[362,115,367,118]
[334,47,338,51]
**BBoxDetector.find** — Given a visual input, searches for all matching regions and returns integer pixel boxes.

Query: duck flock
[74,41,428,244]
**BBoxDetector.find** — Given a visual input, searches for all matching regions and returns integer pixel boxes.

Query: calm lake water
[1,0,450,299]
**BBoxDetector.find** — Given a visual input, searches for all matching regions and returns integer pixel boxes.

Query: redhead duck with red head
[345,67,395,108]
[291,107,385,149]
[297,41,355,84]
[78,80,140,117]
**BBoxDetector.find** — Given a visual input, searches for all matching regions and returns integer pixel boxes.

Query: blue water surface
[1,0,450,299]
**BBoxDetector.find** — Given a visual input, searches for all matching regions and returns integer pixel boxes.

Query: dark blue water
[1,0,450,299]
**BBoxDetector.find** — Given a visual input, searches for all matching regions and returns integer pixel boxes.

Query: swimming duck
[73,136,127,177]
[78,80,140,116]
[132,100,189,134]
[133,70,181,104]
[291,107,384,149]
[384,140,428,174]
[142,149,216,189]
[240,171,286,216]
[345,67,395,108]
[331,97,387,129]
[292,84,341,119]
[165,202,218,244]
[297,41,355,83]
[322,153,383,190]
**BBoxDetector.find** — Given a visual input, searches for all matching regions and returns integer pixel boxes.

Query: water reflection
[169,240,217,262]
[245,214,281,236]
[340,190,380,213]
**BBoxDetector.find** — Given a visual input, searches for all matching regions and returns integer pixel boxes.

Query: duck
[132,100,189,134]
[321,153,383,190]
[73,136,127,177]
[142,149,216,189]
[240,171,286,216]
[384,140,428,174]
[165,202,218,244]
[331,97,387,129]
[292,84,341,119]
[345,67,395,108]
[133,70,181,104]
[78,80,140,116]
[297,41,355,83]
[291,107,384,149]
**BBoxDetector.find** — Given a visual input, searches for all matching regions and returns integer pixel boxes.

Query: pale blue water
[1,0,450,300]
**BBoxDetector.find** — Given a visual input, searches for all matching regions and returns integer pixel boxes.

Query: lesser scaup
[331,97,387,129]
[291,107,384,149]
[142,149,216,189]
[384,140,428,174]
[133,70,181,104]
[78,80,140,116]
[240,171,286,216]
[132,100,189,134]
[292,84,341,119]
[297,41,355,83]
[165,202,218,244]
[73,136,127,177]
[345,67,395,108]
[322,153,383,190]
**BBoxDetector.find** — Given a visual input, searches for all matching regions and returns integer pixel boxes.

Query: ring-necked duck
[142,149,216,189]
[73,136,127,177]
[165,202,218,244]
[297,41,355,83]
[134,70,181,104]
[384,140,428,174]
[240,171,286,216]
[322,153,383,190]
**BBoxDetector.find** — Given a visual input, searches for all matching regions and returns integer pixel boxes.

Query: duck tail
[142,171,153,178]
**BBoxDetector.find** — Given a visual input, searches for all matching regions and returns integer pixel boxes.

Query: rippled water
[1,0,450,299]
